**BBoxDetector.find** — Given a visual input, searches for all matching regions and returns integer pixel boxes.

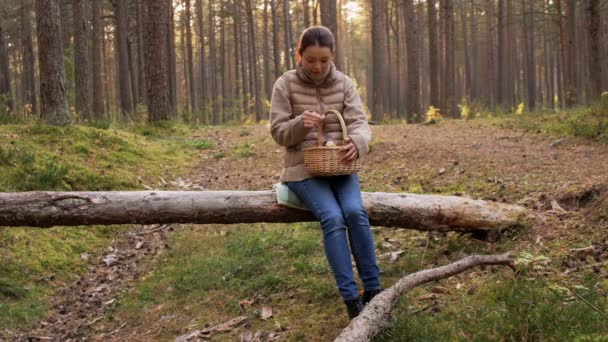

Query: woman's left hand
[340,137,359,163]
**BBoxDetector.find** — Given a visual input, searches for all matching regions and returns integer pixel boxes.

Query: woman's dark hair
[296,26,334,63]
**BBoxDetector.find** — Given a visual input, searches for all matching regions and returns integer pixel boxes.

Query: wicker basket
[303,109,362,177]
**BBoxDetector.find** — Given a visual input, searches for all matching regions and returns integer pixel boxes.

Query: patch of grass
[375,273,608,341]
[0,122,196,331]
[192,139,214,150]
[234,141,255,158]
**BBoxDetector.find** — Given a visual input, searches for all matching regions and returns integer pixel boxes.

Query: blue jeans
[286,174,381,300]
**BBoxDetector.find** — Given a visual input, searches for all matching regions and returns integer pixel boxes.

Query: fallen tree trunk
[0,191,525,235]
[334,253,515,342]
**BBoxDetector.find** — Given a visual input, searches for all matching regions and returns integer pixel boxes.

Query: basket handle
[317,109,349,147]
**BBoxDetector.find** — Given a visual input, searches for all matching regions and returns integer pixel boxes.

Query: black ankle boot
[344,296,364,319]
[363,288,383,304]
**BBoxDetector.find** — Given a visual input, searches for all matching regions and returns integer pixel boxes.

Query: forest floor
[9,117,608,341]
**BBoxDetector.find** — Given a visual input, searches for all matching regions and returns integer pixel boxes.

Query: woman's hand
[340,137,359,163]
[301,110,324,128]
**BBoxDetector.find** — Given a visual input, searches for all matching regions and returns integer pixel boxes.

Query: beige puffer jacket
[270,62,371,182]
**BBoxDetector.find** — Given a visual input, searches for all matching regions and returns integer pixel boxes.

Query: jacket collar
[295,62,340,88]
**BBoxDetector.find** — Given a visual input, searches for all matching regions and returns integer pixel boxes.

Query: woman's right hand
[301,110,324,128]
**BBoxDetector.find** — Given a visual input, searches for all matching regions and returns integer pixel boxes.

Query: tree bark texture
[36,0,70,126]
[115,0,134,116]
[334,253,515,342]
[320,0,340,70]
[146,0,170,121]
[23,0,37,115]
[0,3,13,112]
[0,191,527,234]
[73,0,92,121]
[91,0,104,119]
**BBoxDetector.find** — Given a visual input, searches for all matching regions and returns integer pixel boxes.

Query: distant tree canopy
[0,0,606,125]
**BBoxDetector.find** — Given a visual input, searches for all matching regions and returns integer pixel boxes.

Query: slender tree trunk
[461,0,471,102]
[320,0,341,70]
[22,1,37,115]
[371,0,387,121]
[220,0,228,120]
[245,0,263,121]
[185,0,196,113]
[0,2,13,112]
[283,0,294,70]
[115,0,134,117]
[147,0,170,121]
[404,0,420,121]
[136,0,147,105]
[443,0,456,117]
[36,0,70,125]
[167,0,177,118]
[586,0,601,100]
[72,0,91,121]
[208,0,219,124]
[271,0,281,77]
[263,0,272,100]
[525,0,536,110]
[237,1,249,117]
[303,0,311,28]
[196,0,208,119]
[232,0,242,120]
[91,0,104,119]
[485,0,495,108]
[497,0,505,106]
[428,0,439,109]
[128,32,139,108]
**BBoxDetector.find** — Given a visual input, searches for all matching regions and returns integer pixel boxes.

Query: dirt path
[12,121,608,341]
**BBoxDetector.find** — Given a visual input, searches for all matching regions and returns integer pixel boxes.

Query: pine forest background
[0,0,607,126]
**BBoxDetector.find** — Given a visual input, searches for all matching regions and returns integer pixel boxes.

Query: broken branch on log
[0,191,526,236]
[334,253,515,342]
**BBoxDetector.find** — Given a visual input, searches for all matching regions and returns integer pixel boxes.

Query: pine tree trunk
[443,0,456,117]
[185,0,196,113]
[36,0,70,125]
[232,0,242,120]
[115,0,134,117]
[497,0,505,106]
[427,0,439,109]
[525,0,536,110]
[147,0,170,121]
[263,0,272,100]
[220,0,228,121]
[72,0,92,121]
[271,0,281,77]
[320,0,341,70]
[371,0,387,121]
[461,1,471,102]
[283,0,294,70]
[136,0,147,105]
[0,2,13,112]
[208,0,219,124]
[22,1,37,115]
[245,0,263,122]
[196,0,208,119]
[485,0,495,108]
[167,0,177,118]
[237,1,249,117]
[586,0,601,100]
[303,0,311,28]
[404,0,420,121]
[91,0,104,119]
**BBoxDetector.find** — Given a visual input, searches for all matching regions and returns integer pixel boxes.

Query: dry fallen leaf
[260,306,273,320]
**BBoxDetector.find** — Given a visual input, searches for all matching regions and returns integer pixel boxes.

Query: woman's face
[301,45,333,80]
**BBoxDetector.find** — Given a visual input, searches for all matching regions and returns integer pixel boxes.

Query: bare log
[0,191,526,234]
[335,253,515,342]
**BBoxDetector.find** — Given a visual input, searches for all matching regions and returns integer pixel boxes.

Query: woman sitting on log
[269,25,382,319]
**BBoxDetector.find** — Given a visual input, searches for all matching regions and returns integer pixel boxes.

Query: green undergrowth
[477,99,608,143]
[0,121,197,331]
[375,272,608,341]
